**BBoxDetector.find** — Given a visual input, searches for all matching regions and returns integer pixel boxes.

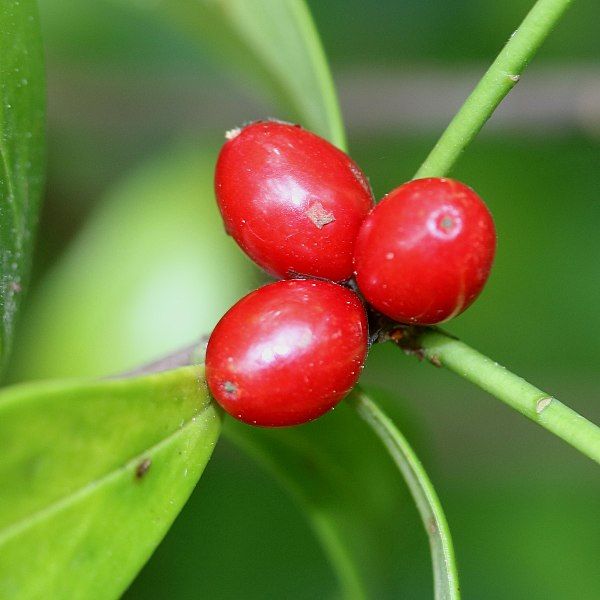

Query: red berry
[353,178,496,325]
[205,279,368,427]
[215,121,374,282]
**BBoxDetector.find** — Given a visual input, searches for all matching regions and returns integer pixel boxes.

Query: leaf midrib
[0,138,18,243]
[0,401,214,546]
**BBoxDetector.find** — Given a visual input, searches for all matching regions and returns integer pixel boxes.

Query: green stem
[405,0,600,464]
[415,329,600,465]
[414,0,572,179]
[348,387,460,600]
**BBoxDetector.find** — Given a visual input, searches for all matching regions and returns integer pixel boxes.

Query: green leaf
[0,0,45,372]
[223,394,423,599]
[125,0,346,148]
[0,365,221,599]
[348,388,461,600]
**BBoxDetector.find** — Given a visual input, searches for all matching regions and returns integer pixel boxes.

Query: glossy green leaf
[0,365,221,599]
[0,0,45,372]
[124,0,346,148]
[8,144,256,381]
[348,388,460,600]
[224,392,423,599]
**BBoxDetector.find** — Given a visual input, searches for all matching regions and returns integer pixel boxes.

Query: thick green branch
[414,0,573,179]
[411,329,600,465]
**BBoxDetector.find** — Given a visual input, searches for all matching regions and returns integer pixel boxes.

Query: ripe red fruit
[214,120,374,282]
[353,178,496,325]
[205,279,368,427]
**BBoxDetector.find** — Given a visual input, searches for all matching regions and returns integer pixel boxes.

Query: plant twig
[113,337,207,379]
[348,386,460,600]
[390,327,600,465]
[115,319,600,466]
[404,0,600,464]
[414,0,573,179]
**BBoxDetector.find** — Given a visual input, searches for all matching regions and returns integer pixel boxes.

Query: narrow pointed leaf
[348,388,460,600]
[123,0,346,148]
[224,396,420,599]
[0,0,45,371]
[0,366,221,599]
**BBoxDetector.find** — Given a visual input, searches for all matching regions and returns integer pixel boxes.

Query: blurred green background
[9,0,600,597]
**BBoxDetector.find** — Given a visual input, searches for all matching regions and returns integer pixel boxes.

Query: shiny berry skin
[215,120,374,282]
[353,178,496,325]
[205,279,368,427]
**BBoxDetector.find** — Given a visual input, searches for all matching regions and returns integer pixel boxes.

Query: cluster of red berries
[205,121,496,427]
